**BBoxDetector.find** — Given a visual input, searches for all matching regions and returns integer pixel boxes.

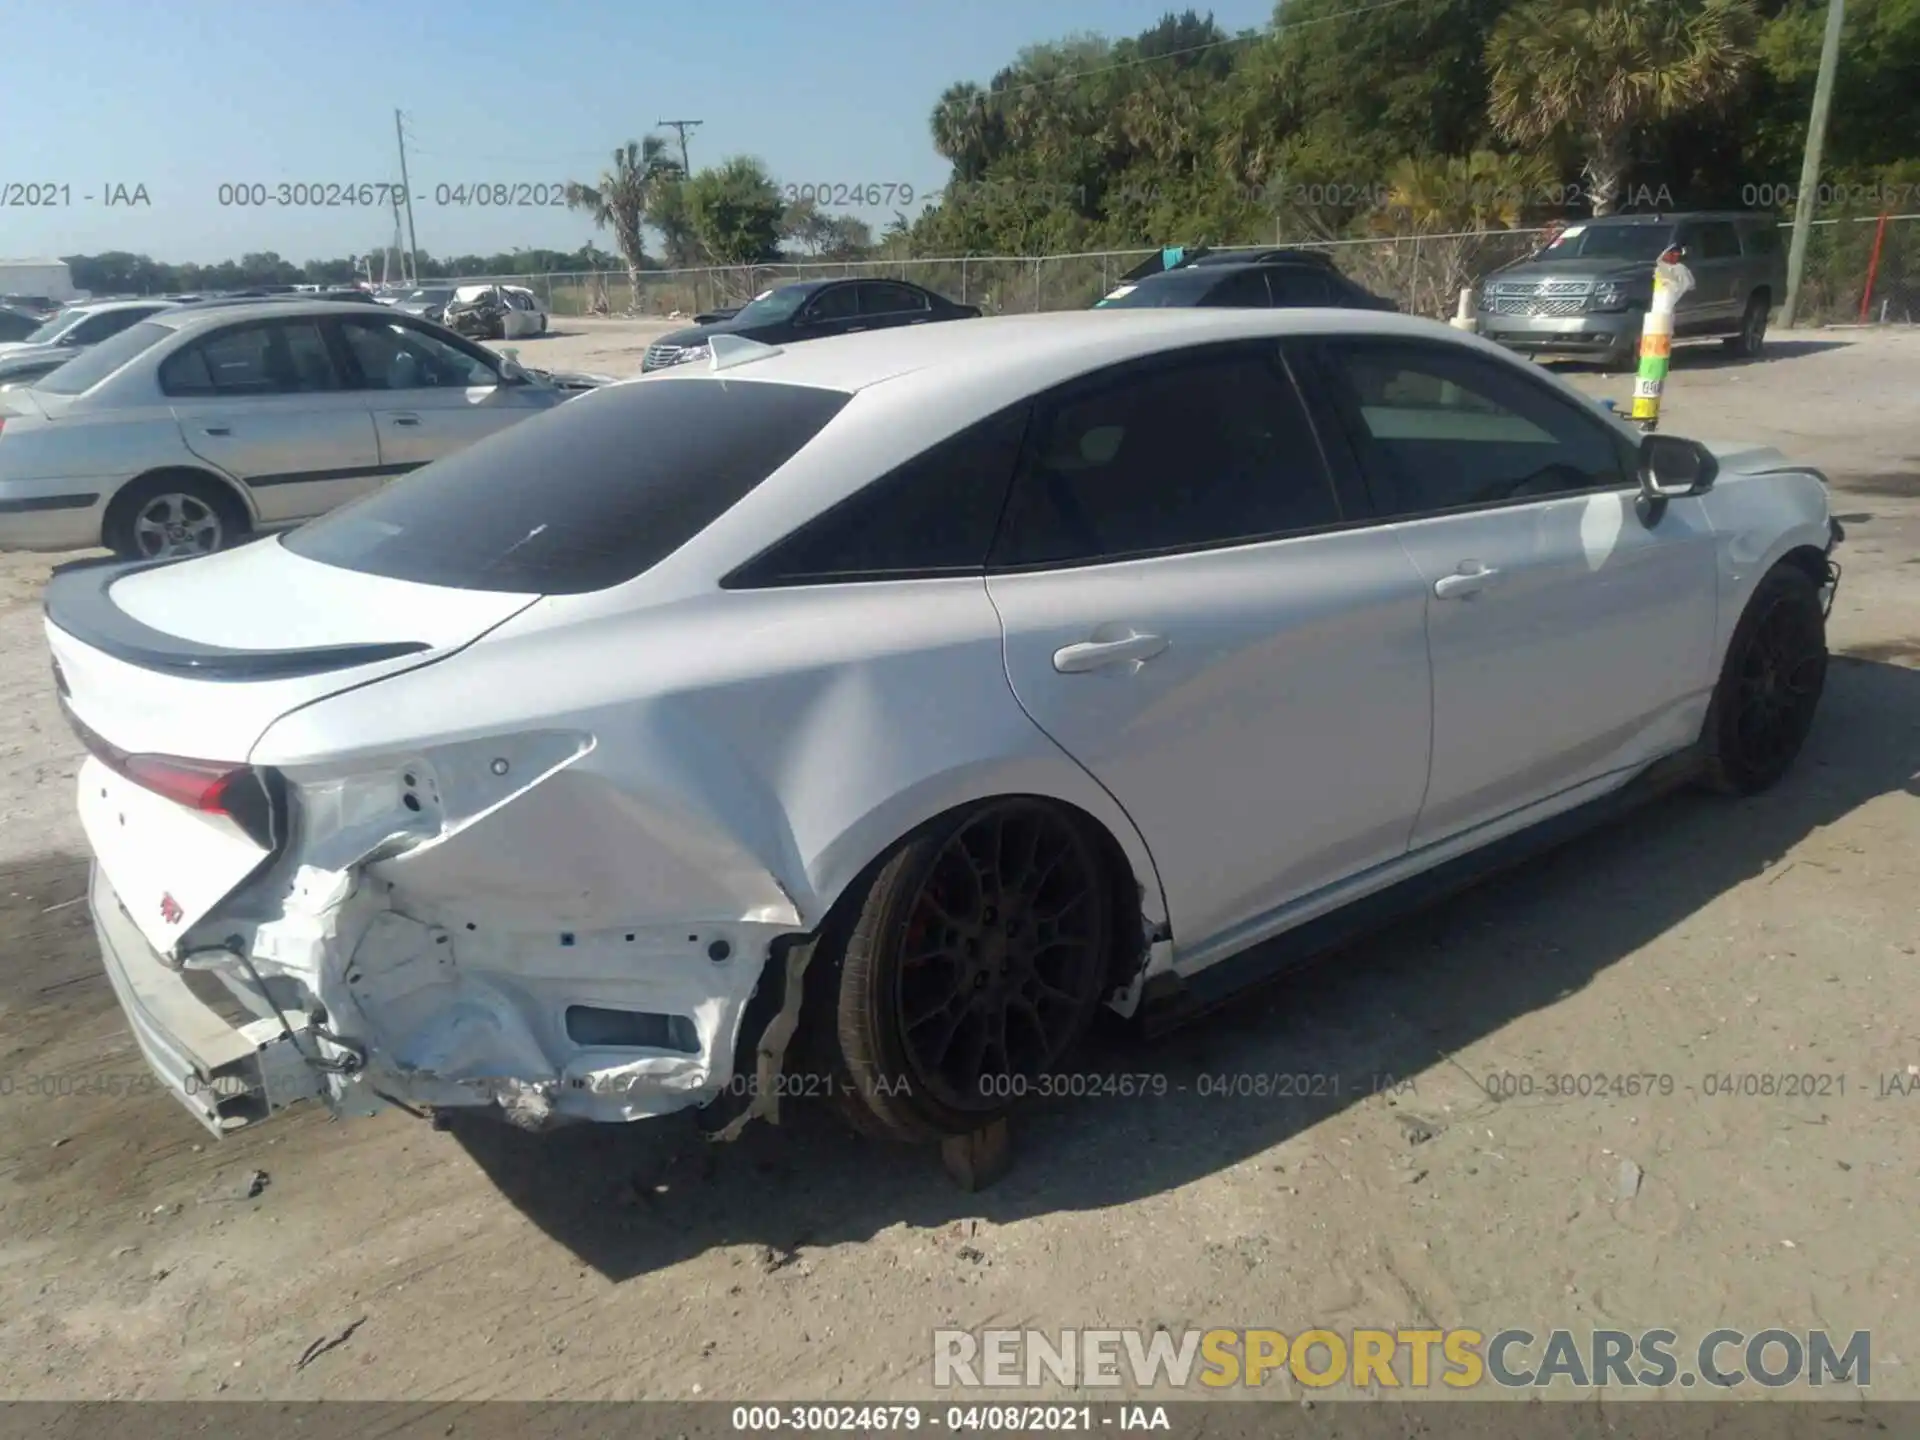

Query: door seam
[979,576,1175,941]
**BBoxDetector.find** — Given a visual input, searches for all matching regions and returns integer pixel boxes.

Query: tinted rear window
[32,321,173,394]
[281,377,851,594]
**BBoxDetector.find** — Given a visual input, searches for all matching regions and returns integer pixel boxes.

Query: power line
[657,118,703,175]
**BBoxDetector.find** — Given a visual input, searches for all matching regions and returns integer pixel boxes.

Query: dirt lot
[0,323,1915,1403]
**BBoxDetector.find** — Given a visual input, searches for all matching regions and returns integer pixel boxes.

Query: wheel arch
[109,464,259,528]
[800,768,1170,1005]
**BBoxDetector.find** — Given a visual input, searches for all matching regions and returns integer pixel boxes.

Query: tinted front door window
[1323,341,1630,517]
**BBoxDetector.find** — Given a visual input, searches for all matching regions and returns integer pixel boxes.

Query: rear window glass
[31,321,173,394]
[281,376,852,594]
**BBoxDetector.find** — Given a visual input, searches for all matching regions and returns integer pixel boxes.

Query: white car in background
[445,283,549,340]
[0,300,569,558]
[45,310,1839,1146]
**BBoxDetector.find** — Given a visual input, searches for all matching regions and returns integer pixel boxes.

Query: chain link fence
[450,215,1919,327]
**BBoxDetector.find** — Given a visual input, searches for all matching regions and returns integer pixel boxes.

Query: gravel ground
[0,322,1914,1403]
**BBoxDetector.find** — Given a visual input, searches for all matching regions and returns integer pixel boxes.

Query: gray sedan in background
[0,300,572,559]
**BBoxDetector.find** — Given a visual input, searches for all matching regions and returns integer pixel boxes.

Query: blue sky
[2,0,1276,265]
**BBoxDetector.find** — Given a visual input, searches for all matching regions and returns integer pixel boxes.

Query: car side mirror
[498,358,529,385]
[1639,433,1716,500]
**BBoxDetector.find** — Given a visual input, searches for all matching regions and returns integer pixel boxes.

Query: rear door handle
[1433,562,1499,599]
[390,413,421,426]
[201,425,231,437]
[1053,630,1169,674]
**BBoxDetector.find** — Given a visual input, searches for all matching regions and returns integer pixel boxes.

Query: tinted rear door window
[1265,269,1336,305]
[282,377,851,593]
[990,343,1341,568]
[858,282,932,316]
[1196,270,1272,307]
[1696,221,1742,259]
[725,406,1029,586]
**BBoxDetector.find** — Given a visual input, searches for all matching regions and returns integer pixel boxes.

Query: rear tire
[102,472,250,561]
[1725,293,1769,359]
[829,800,1114,1142]
[1699,562,1827,795]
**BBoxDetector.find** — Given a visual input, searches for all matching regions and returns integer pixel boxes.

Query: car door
[791,283,865,341]
[1306,335,1718,852]
[1674,220,1738,332]
[334,312,557,473]
[856,281,936,330]
[163,316,381,525]
[984,341,1435,963]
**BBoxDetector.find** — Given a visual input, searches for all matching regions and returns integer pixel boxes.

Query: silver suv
[1476,212,1787,370]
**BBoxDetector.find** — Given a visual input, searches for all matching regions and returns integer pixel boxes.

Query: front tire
[1699,562,1827,795]
[102,472,250,561]
[830,800,1114,1141]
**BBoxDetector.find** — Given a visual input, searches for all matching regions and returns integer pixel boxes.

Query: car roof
[1581,211,1772,226]
[57,298,179,315]
[149,298,396,330]
[1186,248,1338,268]
[641,307,1465,397]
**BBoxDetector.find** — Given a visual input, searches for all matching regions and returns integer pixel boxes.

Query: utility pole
[1780,0,1846,329]
[657,118,702,175]
[394,108,422,285]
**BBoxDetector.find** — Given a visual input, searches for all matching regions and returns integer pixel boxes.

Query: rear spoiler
[44,556,428,681]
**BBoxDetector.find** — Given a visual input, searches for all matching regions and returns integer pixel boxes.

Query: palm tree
[1486,0,1758,216]
[565,137,681,312]
[931,82,1000,182]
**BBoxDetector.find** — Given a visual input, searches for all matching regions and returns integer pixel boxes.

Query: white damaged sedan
[47,309,1842,1143]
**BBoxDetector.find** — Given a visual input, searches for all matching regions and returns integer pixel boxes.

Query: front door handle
[201,425,231,437]
[1433,562,1499,600]
[1053,630,1169,674]
[390,413,421,426]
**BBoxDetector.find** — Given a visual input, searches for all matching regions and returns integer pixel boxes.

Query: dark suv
[1476,212,1786,369]
[1095,248,1398,311]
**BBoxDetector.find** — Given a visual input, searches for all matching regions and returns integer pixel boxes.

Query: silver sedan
[0,300,570,559]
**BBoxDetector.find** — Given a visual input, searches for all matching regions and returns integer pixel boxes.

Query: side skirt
[1135,747,1705,1037]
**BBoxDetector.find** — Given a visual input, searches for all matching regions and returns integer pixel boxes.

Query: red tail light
[121,753,252,812]
[60,696,277,844]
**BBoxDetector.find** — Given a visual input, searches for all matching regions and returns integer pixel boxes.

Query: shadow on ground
[1545,338,1849,376]
[451,655,1920,1282]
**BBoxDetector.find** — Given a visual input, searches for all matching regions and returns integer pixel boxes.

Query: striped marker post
[1630,252,1694,433]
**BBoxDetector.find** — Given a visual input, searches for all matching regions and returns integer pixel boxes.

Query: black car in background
[0,306,41,343]
[642,278,979,371]
[1095,248,1397,311]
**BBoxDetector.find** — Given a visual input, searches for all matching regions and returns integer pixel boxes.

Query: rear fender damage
[189,729,814,1132]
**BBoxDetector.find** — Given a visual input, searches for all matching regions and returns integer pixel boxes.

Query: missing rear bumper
[91,865,324,1134]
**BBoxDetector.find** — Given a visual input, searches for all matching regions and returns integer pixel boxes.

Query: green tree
[1487,0,1760,215]
[565,137,682,308]
[683,157,785,266]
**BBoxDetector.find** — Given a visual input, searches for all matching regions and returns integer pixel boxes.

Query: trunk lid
[48,540,538,954]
